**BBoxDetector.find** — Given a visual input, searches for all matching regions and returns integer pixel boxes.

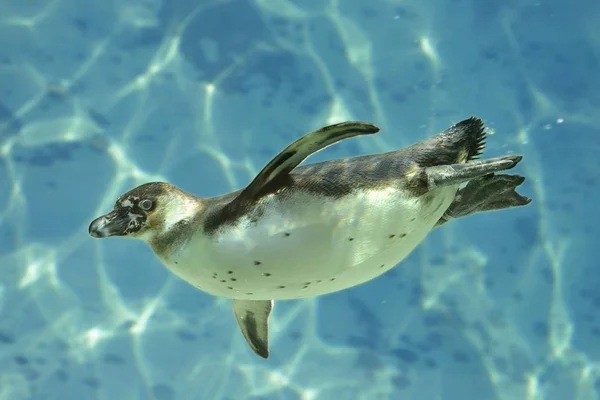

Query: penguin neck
[146,195,205,258]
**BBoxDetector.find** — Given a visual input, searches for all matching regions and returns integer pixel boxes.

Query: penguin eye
[139,199,153,211]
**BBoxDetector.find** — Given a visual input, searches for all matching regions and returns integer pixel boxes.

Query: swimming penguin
[89,117,531,359]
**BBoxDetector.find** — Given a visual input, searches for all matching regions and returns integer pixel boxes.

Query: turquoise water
[1,0,599,399]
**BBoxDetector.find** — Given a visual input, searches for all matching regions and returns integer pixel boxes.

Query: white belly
[164,186,457,300]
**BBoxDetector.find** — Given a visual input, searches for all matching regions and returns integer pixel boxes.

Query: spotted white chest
[161,186,458,300]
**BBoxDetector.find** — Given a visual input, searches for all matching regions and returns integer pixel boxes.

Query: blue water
[0,0,599,399]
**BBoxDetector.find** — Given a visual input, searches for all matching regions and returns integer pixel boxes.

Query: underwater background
[0,0,599,399]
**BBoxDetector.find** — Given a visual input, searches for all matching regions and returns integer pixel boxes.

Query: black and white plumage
[89,117,531,359]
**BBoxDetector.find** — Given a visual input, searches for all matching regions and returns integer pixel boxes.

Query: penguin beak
[89,209,130,238]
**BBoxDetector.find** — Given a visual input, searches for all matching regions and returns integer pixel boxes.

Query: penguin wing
[232,299,273,359]
[234,121,379,203]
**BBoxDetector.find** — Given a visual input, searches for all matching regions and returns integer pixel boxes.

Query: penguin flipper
[235,121,379,202]
[232,299,273,359]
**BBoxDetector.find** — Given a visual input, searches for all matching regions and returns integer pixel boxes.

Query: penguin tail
[409,117,487,168]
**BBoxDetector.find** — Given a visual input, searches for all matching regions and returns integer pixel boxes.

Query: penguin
[89,117,531,359]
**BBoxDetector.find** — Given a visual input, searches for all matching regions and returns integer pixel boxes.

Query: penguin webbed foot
[435,173,531,227]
